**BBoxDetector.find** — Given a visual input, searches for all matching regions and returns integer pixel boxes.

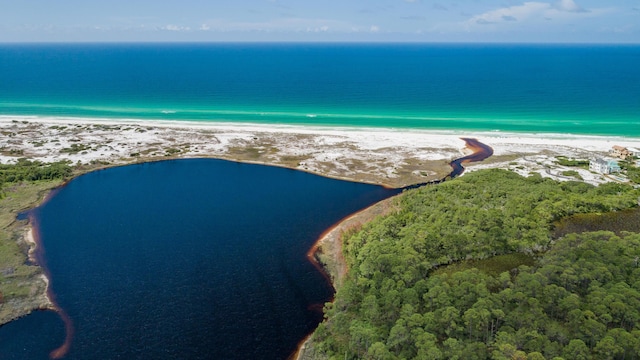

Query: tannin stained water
[0,159,397,359]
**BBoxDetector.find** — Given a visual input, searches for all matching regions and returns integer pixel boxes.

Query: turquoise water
[0,43,639,136]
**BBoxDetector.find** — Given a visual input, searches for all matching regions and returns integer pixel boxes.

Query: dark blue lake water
[0,159,397,359]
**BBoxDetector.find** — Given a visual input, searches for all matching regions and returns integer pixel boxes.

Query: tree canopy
[0,159,73,197]
[311,169,640,360]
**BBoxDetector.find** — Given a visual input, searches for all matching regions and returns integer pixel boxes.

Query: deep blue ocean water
[0,43,639,136]
[0,159,398,359]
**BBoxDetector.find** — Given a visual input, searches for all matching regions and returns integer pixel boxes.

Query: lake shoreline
[1,116,639,355]
[3,116,639,188]
[294,137,494,360]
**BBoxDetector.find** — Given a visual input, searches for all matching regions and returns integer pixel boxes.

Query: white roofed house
[590,158,609,174]
[624,147,640,169]
[627,147,640,158]
[589,157,621,175]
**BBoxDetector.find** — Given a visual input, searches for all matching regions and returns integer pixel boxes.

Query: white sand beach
[2,116,639,187]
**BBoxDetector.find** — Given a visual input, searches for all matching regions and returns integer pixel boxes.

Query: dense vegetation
[311,169,640,359]
[0,159,72,197]
[618,158,640,184]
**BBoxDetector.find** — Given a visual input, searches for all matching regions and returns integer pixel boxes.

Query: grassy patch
[0,148,24,156]
[60,143,92,154]
[431,253,536,277]
[280,155,309,167]
[0,180,63,322]
[88,159,110,167]
[227,146,264,160]
[553,207,640,238]
[555,156,589,168]
[165,147,181,156]
[561,170,583,179]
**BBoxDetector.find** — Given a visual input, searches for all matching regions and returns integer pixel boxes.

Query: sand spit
[24,227,54,311]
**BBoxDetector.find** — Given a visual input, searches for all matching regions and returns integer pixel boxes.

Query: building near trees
[611,145,632,159]
[589,157,621,174]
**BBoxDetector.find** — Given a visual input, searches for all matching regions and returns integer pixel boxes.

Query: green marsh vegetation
[0,159,73,322]
[311,169,640,360]
[554,156,589,168]
[0,159,73,189]
[560,170,583,180]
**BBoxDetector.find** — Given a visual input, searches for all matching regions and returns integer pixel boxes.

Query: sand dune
[2,116,639,187]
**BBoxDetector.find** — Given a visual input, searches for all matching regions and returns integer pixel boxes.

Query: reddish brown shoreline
[305,199,399,290]
[293,198,400,360]
[293,138,494,359]
[29,213,74,359]
[28,138,493,360]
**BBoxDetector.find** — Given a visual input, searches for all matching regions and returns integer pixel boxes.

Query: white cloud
[467,2,551,25]
[198,17,351,33]
[464,0,603,28]
[306,25,329,33]
[554,0,586,13]
[199,24,210,31]
[161,24,190,32]
[370,25,380,33]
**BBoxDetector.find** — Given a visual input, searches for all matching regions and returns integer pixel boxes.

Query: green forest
[0,159,72,198]
[311,169,640,360]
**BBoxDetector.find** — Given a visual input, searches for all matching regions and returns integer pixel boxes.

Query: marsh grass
[553,207,640,238]
[431,253,536,278]
[0,180,63,322]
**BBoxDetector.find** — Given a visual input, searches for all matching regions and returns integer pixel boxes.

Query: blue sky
[1,0,639,43]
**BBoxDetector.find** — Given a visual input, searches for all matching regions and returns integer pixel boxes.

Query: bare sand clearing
[2,116,638,187]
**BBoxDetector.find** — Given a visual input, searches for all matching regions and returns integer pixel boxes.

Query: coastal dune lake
[0,159,398,359]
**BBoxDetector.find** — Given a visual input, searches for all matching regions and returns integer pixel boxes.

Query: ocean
[0,43,639,136]
[0,159,398,359]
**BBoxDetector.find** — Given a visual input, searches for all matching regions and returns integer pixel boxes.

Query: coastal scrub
[309,169,640,359]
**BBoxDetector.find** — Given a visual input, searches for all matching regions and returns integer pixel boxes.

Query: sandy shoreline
[23,227,53,308]
[3,116,639,188]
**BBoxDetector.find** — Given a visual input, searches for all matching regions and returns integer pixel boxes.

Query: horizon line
[1,40,639,45]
